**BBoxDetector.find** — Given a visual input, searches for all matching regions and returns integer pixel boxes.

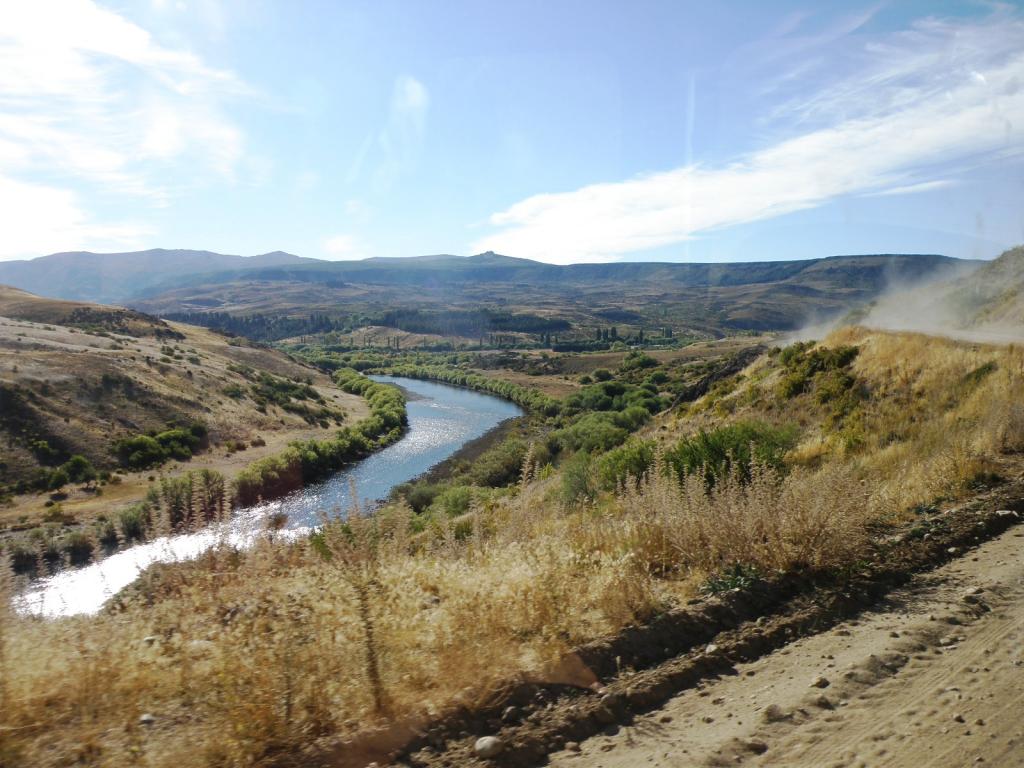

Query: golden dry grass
[1,327,1022,767]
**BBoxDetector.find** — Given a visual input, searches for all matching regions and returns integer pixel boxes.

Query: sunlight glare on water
[15,377,521,618]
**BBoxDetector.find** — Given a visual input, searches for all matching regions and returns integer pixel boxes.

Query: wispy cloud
[372,75,430,194]
[866,179,957,197]
[0,0,249,259]
[473,12,1024,264]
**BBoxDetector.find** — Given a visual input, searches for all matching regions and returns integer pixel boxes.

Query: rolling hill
[0,286,366,518]
[131,251,980,338]
[0,249,982,339]
[0,249,311,304]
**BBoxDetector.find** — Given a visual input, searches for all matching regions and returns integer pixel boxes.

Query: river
[16,376,523,617]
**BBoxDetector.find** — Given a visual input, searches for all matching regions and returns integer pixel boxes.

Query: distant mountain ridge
[0,248,983,335]
[0,249,310,304]
[135,250,977,298]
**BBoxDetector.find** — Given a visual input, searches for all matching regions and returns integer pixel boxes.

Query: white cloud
[473,13,1024,264]
[866,180,957,197]
[0,176,152,256]
[322,234,365,260]
[0,0,248,259]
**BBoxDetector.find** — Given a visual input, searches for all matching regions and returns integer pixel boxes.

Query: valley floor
[545,517,1024,768]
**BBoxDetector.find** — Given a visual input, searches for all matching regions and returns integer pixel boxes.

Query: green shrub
[30,439,62,465]
[466,437,529,487]
[561,451,595,504]
[430,485,474,517]
[113,423,207,469]
[664,421,798,486]
[47,468,69,490]
[61,455,96,484]
[113,435,165,469]
[118,504,149,541]
[393,482,442,513]
[777,343,859,399]
[595,438,655,490]
[619,351,657,372]
[555,412,632,453]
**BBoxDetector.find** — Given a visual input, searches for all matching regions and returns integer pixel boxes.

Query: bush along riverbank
[369,362,561,416]
[2,371,405,575]
[232,369,407,506]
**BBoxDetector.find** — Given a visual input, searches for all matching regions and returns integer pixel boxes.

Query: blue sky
[0,0,1022,264]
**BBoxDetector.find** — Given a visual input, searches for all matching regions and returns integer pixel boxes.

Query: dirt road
[545,525,1024,768]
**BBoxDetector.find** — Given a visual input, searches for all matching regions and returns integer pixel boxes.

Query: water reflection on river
[16,376,522,617]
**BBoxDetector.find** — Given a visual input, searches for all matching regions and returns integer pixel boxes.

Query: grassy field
[2,325,1022,767]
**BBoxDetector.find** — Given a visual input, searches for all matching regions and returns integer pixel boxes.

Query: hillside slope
[947,245,1024,328]
[0,286,367,522]
[858,246,1024,341]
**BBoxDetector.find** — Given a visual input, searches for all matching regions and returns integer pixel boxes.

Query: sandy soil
[545,525,1024,768]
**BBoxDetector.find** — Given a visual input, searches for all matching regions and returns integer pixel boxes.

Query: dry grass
[0,458,877,767]
[2,327,1022,767]
[828,328,1024,514]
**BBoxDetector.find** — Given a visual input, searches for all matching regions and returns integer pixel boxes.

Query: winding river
[17,376,523,618]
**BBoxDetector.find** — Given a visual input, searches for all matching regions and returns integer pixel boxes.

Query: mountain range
[0,249,312,304]
[0,249,984,337]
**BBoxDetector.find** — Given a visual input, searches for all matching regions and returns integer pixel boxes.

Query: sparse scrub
[232,370,406,506]
[2,328,1023,766]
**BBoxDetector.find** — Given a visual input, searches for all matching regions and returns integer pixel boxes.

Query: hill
[0,250,979,338]
[0,286,367,531]
[131,251,978,339]
[858,246,1024,342]
[0,249,310,304]
[948,245,1024,328]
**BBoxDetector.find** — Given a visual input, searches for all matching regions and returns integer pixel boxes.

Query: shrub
[429,485,474,517]
[113,435,165,470]
[30,439,62,465]
[595,438,655,490]
[60,531,94,566]
[466,438,528,487]
[118,504,149,541]
[619,351,657,372]
[777,343,859,399]
[113,423,207,469]
[561,450,595,504]
[393,482,442,513]
[664,421,799,487]
[61,455,96,485]
[47,468,69,490]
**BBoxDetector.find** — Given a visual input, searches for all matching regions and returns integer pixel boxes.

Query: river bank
[14,376,523,616]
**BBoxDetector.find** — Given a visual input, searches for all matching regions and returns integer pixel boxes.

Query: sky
[0,0,1022,265]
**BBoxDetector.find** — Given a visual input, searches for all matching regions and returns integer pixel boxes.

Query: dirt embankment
[335,473,1024,768]
[546,512,1024,768]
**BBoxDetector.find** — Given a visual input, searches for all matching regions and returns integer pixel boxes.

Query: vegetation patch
[113,423,209,470]
[231,369,406,506]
